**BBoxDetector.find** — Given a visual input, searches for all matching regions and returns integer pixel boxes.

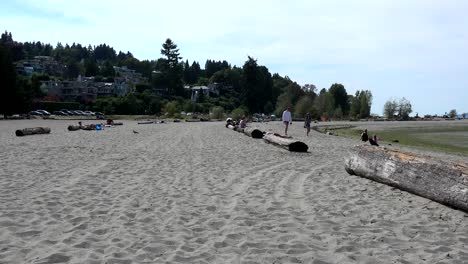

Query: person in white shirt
[282,107,292,135]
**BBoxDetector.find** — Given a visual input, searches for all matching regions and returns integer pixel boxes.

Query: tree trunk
[344,145,468,212]
[15,127,51,137]
[263,132,308,152]
[243,127,264,138]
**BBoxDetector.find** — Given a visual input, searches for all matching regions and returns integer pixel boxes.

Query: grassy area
[315,125,468,156]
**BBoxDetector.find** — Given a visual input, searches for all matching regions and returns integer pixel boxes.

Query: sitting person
[226,118,235,128]
[369,135,379,146]
[239,116,247,128]
[360,129,369,142]
[106,119,114,125]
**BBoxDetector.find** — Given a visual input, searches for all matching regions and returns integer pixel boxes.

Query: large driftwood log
[16,127,51,136]
[68,125,81,131]
[344,145,468,212]
[243,127,264,139]
[234,127,244,133]
[263,132,308,152]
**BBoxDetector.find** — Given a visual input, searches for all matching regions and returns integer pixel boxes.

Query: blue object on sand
[95,125,102,130]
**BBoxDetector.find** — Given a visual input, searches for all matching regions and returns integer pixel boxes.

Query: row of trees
[1,31,373,119]
[383,97,413,120]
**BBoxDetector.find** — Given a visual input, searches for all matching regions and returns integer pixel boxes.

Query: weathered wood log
[15,127,51,136]
[243,127,264,139]
[138,121,154,125]
[234,127,244,133]
[344,145,468,212]
[263,132,308,152]
[113,122,123,126]
[68,125,81,131]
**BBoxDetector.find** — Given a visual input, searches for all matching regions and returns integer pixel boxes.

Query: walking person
[282,106,292,136]
[304,112,312,136]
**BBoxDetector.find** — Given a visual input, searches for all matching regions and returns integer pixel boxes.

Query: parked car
[73,110,86,115]
[83,111,94,116]
[29,111,43,116]
[35,110,51,115]
[53,111,68,116]
[60,109,74,115]
[94,112,104,116]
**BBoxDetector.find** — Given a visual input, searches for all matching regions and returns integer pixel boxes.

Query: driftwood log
[16,127,51,137]
[263,132,308,152]
[243,127,264,139]
[68,125,81,131]
[138,121,154,125]
[344,145,468,212]
[113,122,123,126]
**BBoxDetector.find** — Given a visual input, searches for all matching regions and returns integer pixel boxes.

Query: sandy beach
[1,119,468,264]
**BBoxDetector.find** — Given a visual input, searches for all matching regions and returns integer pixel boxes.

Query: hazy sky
[2,0,467,115]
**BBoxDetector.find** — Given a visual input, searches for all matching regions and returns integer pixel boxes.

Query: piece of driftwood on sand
[15,127,51,137]
[263,132,308,152]
[344,145,468,212]
[138,121,154,125]
[243,127,264,139]
[68,125,80,131]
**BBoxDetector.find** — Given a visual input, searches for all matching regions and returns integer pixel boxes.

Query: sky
[1,0,467,116]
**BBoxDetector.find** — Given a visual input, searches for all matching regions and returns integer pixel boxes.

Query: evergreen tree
[0,43,17,117]
[159,38,184,96]
[240,56,273,113]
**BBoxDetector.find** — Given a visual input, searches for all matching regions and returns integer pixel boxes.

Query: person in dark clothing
[304,112,312,136]
[369,135,379,146]
[360,129,369,142]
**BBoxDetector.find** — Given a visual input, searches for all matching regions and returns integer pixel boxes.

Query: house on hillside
[15,56,64,76]
[186,83,220,102]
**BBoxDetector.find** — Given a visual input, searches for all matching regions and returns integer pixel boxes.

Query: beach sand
[1,119,467,264]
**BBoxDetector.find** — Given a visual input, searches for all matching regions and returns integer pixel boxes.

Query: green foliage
[164,101,179,117]
[159,38,184,97]
[383,99,398,118]
[275,93,293,117]
[328,83,349,116]
[240,56,273,113]
[334,106,343,119]
[210,106,224,119]
[359,90,372,118]
[0,41,18,116]
[205,59,230,79]
[264,101,274,114]
[383,97,412,120]
[398,97,412,120]
[448,109,457,118]
[196,77,209,86]
[294,96,314,118]
[231,107,246,120]
[101,61,115,77]
[350,90,372,119]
